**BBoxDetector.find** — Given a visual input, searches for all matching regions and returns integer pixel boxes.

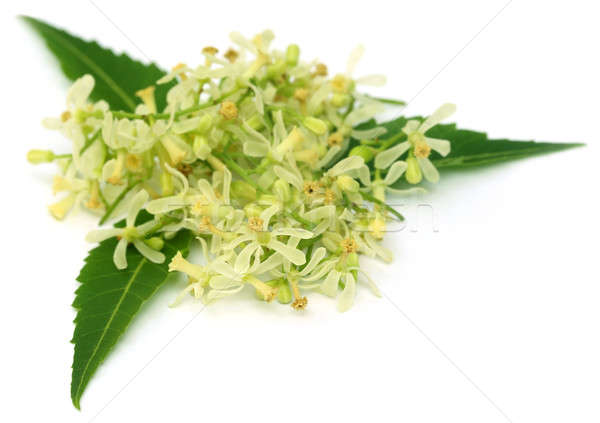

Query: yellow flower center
[340,238,358,254]
[413,140,431,159]
[331,74,350,93]
[219,101,238,120]
[125,154,143,173]
[328,131,344,147]
[303,181,321,197]
[248,216,264,232]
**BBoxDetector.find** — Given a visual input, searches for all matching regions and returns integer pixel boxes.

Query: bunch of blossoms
[27,31,455,312]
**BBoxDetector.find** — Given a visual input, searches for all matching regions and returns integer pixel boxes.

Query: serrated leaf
[71,211,193,409]
[355,116,583,169]
[21,15,174,112]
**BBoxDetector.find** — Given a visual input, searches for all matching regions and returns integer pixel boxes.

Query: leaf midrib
[72,256,146,402]
[35,23,137,111]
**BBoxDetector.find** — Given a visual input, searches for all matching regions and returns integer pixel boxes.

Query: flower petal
[419,103,456,134]
[328,156,365,177]
[234,243,260,274]
[299,247,326,277]
[268,239,306,265]
[133,239,165,264]
[127,189,149,227]
[85,228,122,243]
[337,272,356,312]
[113,238,128,270]
[418,157,440,183]
[383,161,408,185]
[355,74,387,86]
[374,141,410,169]
[321,269,341,297]
[426,137,451,157]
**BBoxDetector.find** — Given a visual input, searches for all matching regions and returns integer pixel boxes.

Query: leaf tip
[72,395,81,410]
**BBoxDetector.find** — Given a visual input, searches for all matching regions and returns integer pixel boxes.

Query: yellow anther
[224,48,239,63]
[61,111,71,122]
[294,88,309,102]
[172,63,188,80]
[313,63,328,77]
[202,46,219,55]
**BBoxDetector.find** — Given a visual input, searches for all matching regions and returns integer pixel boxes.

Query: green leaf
[21,15,174,112]
[356,116,583,169]
[71,211,193,409]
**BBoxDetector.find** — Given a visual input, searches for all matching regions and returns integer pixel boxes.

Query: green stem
[79,129,102,155]
[212,152,266,194]
[367,96,406,106]
[287,211,315,229]
[112,87,245,121]
[379,132,405,150]
[359,191,404,222]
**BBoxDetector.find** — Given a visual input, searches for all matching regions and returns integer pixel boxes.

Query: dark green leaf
[21,15,174,112]
[356,116,583,169]
[71,211,193,409]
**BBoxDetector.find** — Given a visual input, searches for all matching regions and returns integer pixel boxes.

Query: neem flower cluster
[28,31,455,312]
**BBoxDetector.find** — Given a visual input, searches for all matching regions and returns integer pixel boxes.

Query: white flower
[205,252,282,302]
[226,207,314,274]
[356,162,426,198]
[331,45,387,94]
[85,190,164,269]
[375,103,456,178]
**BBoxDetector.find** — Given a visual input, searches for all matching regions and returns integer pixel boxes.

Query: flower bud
[285,44,300,67]
[197,114,213,134]
[27,149,55,164]
[193,135,211,160]
[231,180,257,203]
[144,237,164,251]
[349,145,375,163]
[273,179,291,203]
[266,59,286,79]
[275,127,304,156]
[336,175,359,192]
[347,252,359,268]
[405,157,422,184]
[277,282,292,304]
[303,117,328,135]
[331,93,351,108]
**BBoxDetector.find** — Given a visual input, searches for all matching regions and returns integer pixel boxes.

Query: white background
[1,0,599,422]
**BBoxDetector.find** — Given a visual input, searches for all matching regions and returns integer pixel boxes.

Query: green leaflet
[355,116,583,169]
[21,16,174,112]
[71,211,193,409]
